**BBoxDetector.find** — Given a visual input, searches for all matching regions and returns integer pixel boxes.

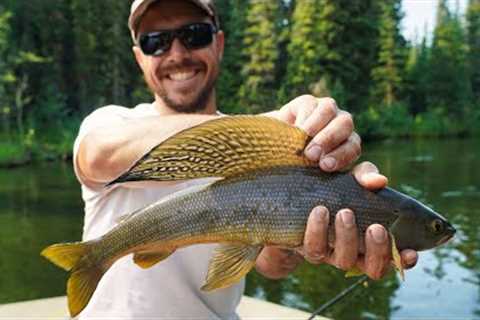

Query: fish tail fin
[41,242,90,271]
[67,265,104,317]
[41,242,104,316]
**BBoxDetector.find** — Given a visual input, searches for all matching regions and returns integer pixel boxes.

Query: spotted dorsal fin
[109,116,314,185]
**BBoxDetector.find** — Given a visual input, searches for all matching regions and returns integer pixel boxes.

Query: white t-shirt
[73,103,244,319]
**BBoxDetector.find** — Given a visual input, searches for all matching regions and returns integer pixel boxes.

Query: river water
[0,138,478,319]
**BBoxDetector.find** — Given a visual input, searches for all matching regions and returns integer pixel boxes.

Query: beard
[145,59,219,114]
[157,77,216,113]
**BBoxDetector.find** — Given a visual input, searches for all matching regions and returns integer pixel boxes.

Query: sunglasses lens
[139,23,216,56]
[139,32,171,56]
[181,23,214,49]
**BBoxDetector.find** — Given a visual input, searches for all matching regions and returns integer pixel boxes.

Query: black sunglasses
[138,22,218,56]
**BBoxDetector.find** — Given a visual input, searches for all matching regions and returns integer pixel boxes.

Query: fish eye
[431,219,445,234]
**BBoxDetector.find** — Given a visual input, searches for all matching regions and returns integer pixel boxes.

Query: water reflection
[0,139,478,319]
[0,162,83,304]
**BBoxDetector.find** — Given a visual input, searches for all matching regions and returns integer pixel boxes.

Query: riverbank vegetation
[0,0,479,165]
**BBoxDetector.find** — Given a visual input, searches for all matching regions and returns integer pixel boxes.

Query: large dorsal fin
[110,116,315,185]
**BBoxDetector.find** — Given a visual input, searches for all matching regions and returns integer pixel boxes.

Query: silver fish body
[96,166,454,261]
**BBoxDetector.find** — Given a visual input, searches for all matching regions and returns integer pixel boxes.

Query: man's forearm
[77,114,218,186]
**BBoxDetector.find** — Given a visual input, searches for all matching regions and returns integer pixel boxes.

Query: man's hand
[303,162,418,278]
[255,162,419,280]
[257,95,418,280]
[265,95,361,171]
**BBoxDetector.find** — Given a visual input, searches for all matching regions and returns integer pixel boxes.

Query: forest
[0,0,479,165]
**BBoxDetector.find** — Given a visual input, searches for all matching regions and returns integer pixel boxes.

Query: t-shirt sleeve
[73,105,133,190]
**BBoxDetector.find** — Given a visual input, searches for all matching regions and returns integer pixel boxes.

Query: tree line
[0,0,479,163]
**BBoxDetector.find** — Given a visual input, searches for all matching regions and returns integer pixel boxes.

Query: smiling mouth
[168,70,198,81]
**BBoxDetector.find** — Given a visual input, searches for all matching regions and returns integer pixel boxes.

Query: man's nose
[167,38,190,59]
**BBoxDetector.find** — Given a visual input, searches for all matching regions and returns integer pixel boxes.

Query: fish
[41,116,456,317]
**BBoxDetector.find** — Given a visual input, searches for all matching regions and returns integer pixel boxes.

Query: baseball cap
[129,0,219,42]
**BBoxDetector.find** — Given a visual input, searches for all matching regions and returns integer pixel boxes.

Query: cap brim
[129,0,216,42]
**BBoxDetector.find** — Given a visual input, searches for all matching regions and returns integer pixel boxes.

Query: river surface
[0,138,478,319]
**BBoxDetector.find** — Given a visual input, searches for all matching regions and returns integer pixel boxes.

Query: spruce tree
[280,0,379,110]
[429,0,471,116]
[239,0,280,113]
[71,1,138,113]
[405,37,430,114]
[369,0,406,107]
[467,0,480,102]
[280,0,323,101]
[216,0,248,113]
[0,8,12,137]
[322,0,381,112]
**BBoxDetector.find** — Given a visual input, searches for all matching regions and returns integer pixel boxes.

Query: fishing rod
[308,275,369,320]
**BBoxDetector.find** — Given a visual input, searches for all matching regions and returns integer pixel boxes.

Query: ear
[133,46,147,72]
[216,30,225,62]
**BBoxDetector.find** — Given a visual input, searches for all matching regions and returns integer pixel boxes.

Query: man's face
[134,0,224,113]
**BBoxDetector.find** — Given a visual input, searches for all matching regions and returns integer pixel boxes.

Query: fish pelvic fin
[67,265,104,317]
[109,116,315,185]
[345,266,365,278]
[201,244,262,291]
[41,242,89,271]
[390,232,405,281]
[41,242,104,317]
[133,250,175,269]
[344,234,406,280]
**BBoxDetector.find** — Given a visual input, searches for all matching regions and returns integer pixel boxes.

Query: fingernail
[307,252,326,263]
[305,145,322,161]
[363,172,377,180]
[313,207,328,223]
[370,226,386,244]
[321,157,337,171]
[404,250,417,267]
[340,210,355,228]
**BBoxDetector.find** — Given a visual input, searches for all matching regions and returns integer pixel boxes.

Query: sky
[402,0,468,43]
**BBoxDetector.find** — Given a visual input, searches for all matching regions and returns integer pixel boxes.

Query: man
[73,0,418,318]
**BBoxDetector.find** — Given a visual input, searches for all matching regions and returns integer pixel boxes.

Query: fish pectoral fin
[390,232,405,281]
[133,250,175,269]
[201,244,263,291]
[345,267,365,278]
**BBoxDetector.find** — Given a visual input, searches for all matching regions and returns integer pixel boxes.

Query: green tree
[280,0,323,100]
[239,0,281,113]
[370,0,406,107]
[428,0,472,116]
[7,0,76,125]
[0,6,46,141]
[467,0,480,102]
[316,0,381,112]
[71,0,143,114]
[0,8,13,138]
[280,0,381,111]
[216,0,248,114]
[405,37,430,115]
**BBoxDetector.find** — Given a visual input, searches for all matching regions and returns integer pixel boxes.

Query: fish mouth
[436,224,457,246]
